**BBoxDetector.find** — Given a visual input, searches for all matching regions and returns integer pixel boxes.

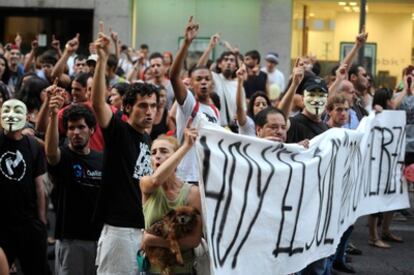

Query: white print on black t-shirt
[0,150,27,181]
[133,142,152,180]
[73,164,102,186]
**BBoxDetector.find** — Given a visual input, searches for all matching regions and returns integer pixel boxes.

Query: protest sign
[195,111,410,275]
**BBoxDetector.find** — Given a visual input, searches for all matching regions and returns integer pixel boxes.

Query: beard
[71,139,88,151]
[222,69,234,79]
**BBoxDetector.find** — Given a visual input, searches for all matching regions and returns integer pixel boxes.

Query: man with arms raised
[91,22,159,274]
[45,88,103,274]
[170,17,220,184]
[279,60,330,274]
[197,34,241,128]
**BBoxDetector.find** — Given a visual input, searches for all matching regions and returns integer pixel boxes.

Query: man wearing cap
[284,72,329,143]
[86,54,98,75]
[262,52,286,100]
[279,65,331,274]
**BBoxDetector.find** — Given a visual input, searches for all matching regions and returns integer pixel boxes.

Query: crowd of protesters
[0,15,413,275]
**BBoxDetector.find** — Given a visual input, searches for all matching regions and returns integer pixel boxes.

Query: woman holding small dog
[140,123,202,275]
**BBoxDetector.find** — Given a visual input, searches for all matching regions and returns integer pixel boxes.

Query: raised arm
[278,59,304,117]
[91,22,113,128]
[342,27,368,71]
[126,54,143,82]
[45,86,65,166]
[35,84,56,133]
[24,38,38,73]
[140,125,197,196]
[236,65,248,126]
[51,34,79,79]
[51,35,63,59]
[197,33,220,67]
[170,16,199,104]
[394,74,410,108]
[328,63,348,96]
[110,28,120,61]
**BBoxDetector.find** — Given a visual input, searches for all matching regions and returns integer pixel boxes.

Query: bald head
[337,80,356,106]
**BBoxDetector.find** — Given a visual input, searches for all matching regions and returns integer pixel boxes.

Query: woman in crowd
[368,88,403,248]
[150,85,174,140]
[236,65,271,136]
[109,82,129,111]
[140,125,202,275]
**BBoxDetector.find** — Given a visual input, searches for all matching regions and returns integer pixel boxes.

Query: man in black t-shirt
[0,99,49,274]
[244,50,269,99]
[91,23,159,274]
[45,94,103,275]
[279,65,330,274]
[283,71,329,143]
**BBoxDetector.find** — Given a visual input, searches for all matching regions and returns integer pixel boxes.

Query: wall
[0,0,132,46]
[135,0,293,76]
[334,12,412,78]
[291,9,413,79]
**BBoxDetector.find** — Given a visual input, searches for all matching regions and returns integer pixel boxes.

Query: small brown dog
[145,205,200,275]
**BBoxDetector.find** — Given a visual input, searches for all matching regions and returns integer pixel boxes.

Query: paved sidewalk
[340,192,414,274]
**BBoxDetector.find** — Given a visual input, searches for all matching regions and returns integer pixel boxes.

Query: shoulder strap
[209,104,219,118]
[191,101,200,119]
[192,100,219,120]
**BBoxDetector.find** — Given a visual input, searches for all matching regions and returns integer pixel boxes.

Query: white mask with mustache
[1,99,27,132]
[303,90,328,117]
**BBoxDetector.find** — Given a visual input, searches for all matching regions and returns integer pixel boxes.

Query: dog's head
[166,206,200,226]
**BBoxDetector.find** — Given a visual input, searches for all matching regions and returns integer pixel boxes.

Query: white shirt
[261,67,285,93]
[212,72,245,126]
[176,92,220,182]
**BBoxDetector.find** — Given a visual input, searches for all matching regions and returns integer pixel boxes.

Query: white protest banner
[195,111,410,275]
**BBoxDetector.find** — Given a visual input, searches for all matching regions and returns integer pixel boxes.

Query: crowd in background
[0,16,413,275]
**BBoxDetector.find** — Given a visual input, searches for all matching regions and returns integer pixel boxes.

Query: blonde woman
[140,124,202,275]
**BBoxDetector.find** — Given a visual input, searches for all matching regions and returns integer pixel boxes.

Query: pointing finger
[294,57,300,68]
[99,21,104,33]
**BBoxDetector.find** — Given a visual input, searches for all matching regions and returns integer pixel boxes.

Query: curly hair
[62,104,96,131]
[122,82,160,116]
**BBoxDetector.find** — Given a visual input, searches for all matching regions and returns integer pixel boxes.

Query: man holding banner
[280,63,331,275]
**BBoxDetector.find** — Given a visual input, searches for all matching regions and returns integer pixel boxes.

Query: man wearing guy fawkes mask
[279,70,331,274]
[0,99,49,274]
[286,72,329,143]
